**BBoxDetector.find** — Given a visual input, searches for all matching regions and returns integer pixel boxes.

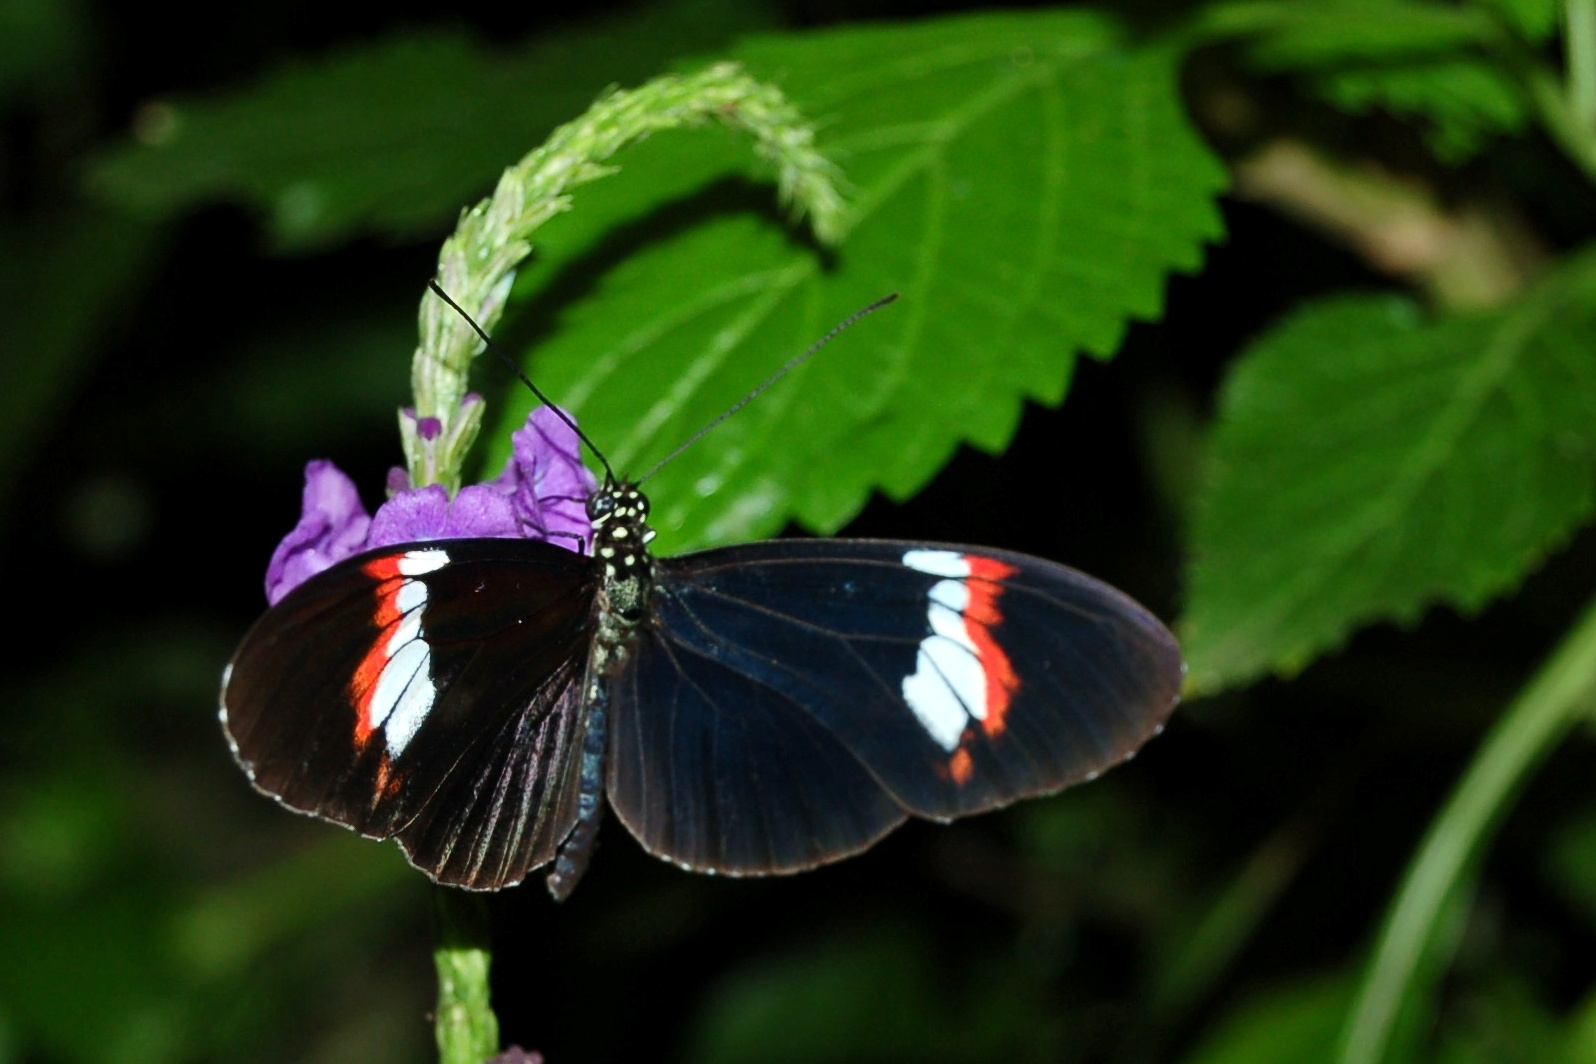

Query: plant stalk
[433,890,499,1064]
[1336,591,1596,1064]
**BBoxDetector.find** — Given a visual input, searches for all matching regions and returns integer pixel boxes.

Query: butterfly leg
[545,685,608,900]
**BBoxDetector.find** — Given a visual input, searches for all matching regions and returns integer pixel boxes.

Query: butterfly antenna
[636,293,899,485]
[427,280,617,483]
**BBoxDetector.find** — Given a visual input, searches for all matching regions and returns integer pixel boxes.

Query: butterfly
[220,294,1184,899]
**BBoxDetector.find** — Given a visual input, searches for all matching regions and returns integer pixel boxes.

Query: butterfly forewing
[605,539,1183,876]
[221,538,600,889]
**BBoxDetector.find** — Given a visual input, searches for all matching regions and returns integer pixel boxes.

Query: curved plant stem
[405,61,847,494]
[1336,592,1596,1064]
[408,66,845,1063]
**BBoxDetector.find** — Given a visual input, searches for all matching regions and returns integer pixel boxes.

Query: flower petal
[263,407,598,604]
[368,482,522,547]
[503,406,596,549]
[265,461,372,605]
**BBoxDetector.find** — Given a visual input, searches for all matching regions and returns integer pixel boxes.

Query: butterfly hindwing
[605,539,1182,875]
[391,654,587,890]
[607,624,910,875]
[221,538,600,889]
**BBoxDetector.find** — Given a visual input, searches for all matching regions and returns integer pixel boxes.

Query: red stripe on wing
[962,555,1019,741]
[348,556,409,750]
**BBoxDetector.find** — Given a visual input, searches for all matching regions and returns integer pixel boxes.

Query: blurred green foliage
[1220,0,1541,161]
[1185,274,1596,691]
[7,0,1596,1062]
[89,0,777,250]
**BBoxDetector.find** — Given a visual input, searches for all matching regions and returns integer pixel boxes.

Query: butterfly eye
[588,493,616,520]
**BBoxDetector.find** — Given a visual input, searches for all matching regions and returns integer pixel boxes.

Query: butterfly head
[589,479,657,578]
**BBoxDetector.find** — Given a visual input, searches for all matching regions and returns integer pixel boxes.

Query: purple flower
[264,406,596,605]
[265,461,372,605]
[366,482,521,547]
[499,404,593,544]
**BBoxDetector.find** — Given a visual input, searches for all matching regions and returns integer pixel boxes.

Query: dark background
[4,2,1594,1063]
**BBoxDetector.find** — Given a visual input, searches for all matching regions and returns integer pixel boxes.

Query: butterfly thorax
[588,480,657,663]
[550,480,660,900]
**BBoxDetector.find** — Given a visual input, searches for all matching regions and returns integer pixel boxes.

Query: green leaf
[1472,0,1559,42]
[1563,986,1596,1064]
[486,10,1226,552]
[87,0,773,251]
[1212,0,1497,67]
[1184,253,1596,693]
[1182,977,1351,1064]
[1330,597,1596,1064]
[1209,0,1529,163]
[1315,58,1529,162]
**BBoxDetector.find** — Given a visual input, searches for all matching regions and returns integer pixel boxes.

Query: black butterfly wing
[221,538,600,889]
[606,539,1183,875]
[606,618,911,876]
